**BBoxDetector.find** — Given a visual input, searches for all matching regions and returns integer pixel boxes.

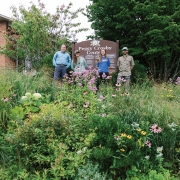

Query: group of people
[52,44,135,91]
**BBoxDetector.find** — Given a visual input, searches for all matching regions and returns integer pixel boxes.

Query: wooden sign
[72,40,119,73]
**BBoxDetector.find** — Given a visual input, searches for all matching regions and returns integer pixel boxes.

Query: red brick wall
[0,20,15,69]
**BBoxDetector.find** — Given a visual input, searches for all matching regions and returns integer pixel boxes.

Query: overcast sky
[0,0,94,42]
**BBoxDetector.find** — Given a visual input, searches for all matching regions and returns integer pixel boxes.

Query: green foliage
[1,70,180,179]
[75,161,107,180]
[0,1,88,68]
[126,168,178,180]
[86,0,180,81]
[131,60,147,84]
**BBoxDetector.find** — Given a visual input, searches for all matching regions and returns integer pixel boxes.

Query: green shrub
[75,161,107,180]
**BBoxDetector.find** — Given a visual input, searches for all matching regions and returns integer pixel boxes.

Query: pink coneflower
[100,95,105,99]
[120,93,124,96]
[168,78,173,83]
[83,91,87,95]
[102,73,107,79]
[116,83,121,87]
[112,94,116,97]
[78,83,82,86]
[150,124,162,133]
[121,77,126,82]
[1,97,9,102]
[114,135,120,141]
[83,102,90,108]
[145,140,152,148]
[116,88,120,91]
[106,76,112,80]
[100,113,106,117]
[125,92,130,96]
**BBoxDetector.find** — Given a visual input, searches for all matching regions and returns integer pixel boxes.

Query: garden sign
[72,40,119,73]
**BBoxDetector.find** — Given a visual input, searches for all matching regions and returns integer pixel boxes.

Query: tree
[0,0,88,69]
[86,0,180,81]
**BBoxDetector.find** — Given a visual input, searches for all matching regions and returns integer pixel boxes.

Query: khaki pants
[117,75,130,91]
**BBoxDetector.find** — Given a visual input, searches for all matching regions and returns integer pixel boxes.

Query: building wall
[0,20,15,69]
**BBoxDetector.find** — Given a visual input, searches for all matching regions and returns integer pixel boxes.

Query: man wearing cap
[52,44,71,80]
[71,50,87,72]
[116,47,135,91]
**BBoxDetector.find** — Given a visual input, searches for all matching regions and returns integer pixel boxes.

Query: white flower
[168,122,177,131]
[83,147,87,152]
[21,96,28,100]
[102,105,106,109]
[156,153,163,158]
[145,155,150,160]
[25,92,31,96]
[157,146,163,153]
[33,93,42,99]
[77,150,82,155]
[131,122,140,129]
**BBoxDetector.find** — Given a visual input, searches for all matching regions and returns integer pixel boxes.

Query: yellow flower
[141,131,146,135]
[137,138,144,147]
[120,148,125,152]
[127,135,132,139]
[168,89,173,92]
[120,133,127,137]
[136,128,141,132]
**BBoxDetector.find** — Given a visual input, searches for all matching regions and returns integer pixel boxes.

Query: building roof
[0,14,12,22]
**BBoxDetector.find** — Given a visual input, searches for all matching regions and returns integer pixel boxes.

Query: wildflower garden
[0,68,180,180]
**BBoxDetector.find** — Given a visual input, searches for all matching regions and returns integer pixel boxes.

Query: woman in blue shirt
[96,49,110,90]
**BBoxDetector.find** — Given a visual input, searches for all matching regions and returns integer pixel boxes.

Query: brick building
[0,14,15,69]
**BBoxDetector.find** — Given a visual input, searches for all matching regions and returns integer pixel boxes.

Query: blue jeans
[54,65,67,80]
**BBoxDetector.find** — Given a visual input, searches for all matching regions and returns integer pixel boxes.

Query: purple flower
[168,78,173,83]
[68,79,72,84]
[175,77,180,84]
[100,95,105,99]
[78,83,82,87]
